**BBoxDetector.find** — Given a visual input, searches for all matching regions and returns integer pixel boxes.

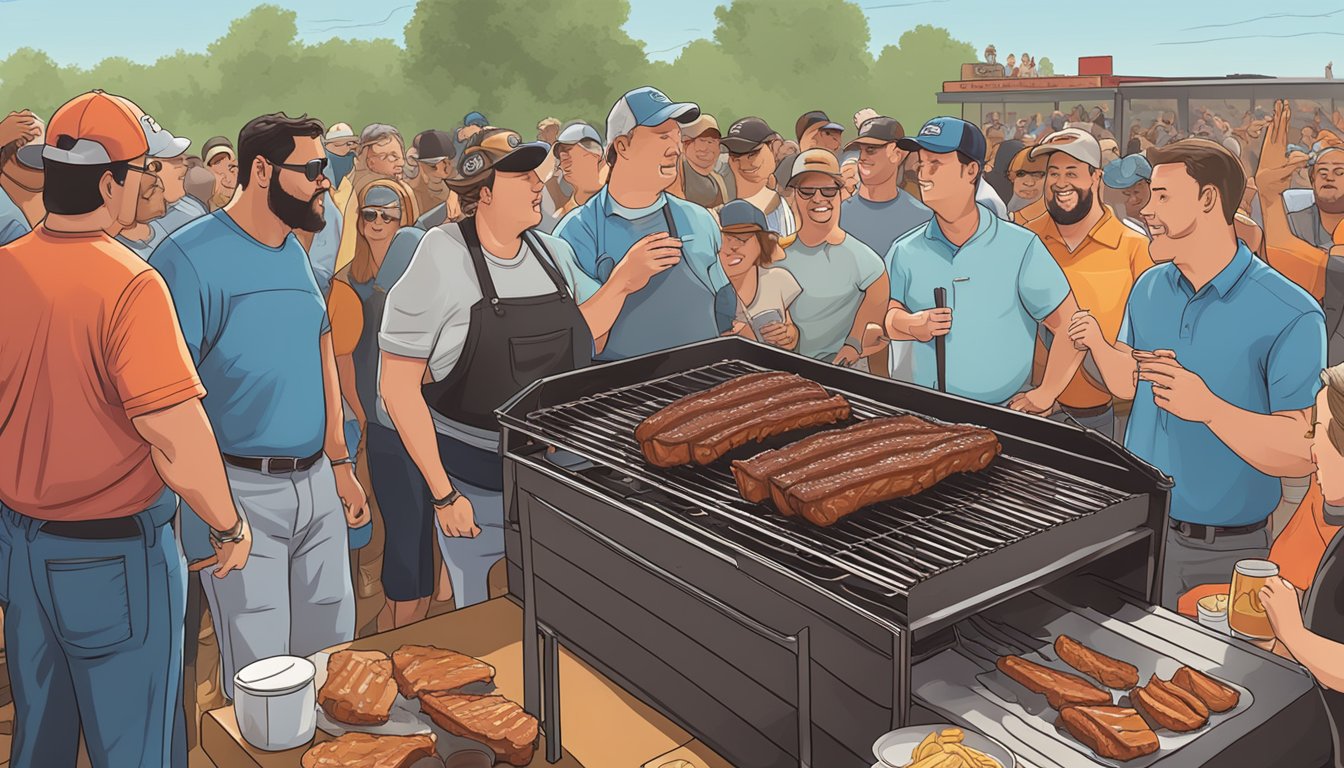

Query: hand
[0,110,40,148]
[724,320,751,338]
[333,463,370,527]
[435,494,479,538]
[906,307,952,342]
[1007,388,1055,415]
[1067,309,1105,351]
[840,163,859,196]
[1135,350,1219,423]
[611,232,681,293]
[209,516,252,579]
[1255,100,1308,198]
[854,108,879,130]
[832,344,861,367]
[1259,576,1305,639]
[759,321,791,347]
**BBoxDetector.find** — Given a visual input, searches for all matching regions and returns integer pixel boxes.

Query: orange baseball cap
[42,90,149,166]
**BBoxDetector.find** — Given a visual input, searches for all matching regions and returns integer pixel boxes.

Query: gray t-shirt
[841,191,934,264]
[777,233,885,360]
[734,266,803,337]
[379,224,598,450]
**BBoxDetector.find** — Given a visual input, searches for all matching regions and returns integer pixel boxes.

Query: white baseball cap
[140,114,190,159]
[324,122,356,143]
[1029,128,1103,169]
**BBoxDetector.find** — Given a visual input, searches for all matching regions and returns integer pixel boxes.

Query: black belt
[43,517,141,540]
[1062,402,1113,419]
[223,451,324,475]
[1169,518,1268,539]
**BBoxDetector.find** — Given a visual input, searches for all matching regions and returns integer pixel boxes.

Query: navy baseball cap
[897,117,987,165]
[463,111,489,127]
[719,199,769,234]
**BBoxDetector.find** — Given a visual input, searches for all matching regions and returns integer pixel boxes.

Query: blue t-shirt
[1120,243,1326,527]
[841,191,933,265]
[153,195,209,241]
[149,210,333,458]
[0,185,30,246]
[888,205,1070,404]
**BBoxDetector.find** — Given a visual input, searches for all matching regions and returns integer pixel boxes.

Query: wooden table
[201,598,731,768]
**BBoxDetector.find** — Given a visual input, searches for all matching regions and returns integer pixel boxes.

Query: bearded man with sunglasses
[778,149,889,372]
[152,113,367,700]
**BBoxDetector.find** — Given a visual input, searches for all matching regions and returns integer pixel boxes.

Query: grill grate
[507,360,1134,601]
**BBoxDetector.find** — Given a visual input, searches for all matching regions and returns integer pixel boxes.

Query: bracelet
[330,456,355,467]
[432,488,463,507]
[210,516,245,545]
[844,336,864,354]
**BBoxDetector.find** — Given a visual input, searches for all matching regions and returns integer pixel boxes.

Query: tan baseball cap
[682,114,721,140]
[1029,128,1103,168]
[786,148,843,186]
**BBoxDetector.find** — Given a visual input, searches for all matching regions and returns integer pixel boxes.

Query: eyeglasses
[794,186,841,199]
[1013,170,1045,179]
[269,157,329,182]
[361,208,401,224]
[124,159,164,175]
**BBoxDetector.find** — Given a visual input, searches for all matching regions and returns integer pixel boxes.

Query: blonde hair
[1321,364,1344,455]
[351,178,418,283]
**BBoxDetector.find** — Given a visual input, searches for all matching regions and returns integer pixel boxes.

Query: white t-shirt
[734,266,803,338]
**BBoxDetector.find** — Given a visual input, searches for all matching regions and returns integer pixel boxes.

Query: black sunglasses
[361,209,401,224]
[1013,170,1045,179]
[270,157,329,182]
[124,159,164,175]
[795,186,841,199]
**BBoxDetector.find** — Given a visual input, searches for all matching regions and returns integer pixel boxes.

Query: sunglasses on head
[270,157,329,182]
[361,208,401,224]
[795,185,841,199]
[124,159,165,175]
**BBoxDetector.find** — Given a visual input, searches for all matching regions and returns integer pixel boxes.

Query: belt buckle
[1175,521,1195,538]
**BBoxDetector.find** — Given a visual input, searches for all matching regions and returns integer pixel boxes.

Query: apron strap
[661,201,679,239]
[522,230,573,302]
[458,216,505,316]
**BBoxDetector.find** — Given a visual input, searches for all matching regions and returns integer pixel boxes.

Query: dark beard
[1046,186,1094,226]
[268,179,325,232]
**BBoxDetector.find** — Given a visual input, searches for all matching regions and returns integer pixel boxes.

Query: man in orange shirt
[1027,129,1154,439]
[0,91,250,768]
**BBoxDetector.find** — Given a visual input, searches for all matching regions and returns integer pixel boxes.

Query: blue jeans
[0,488,187,768]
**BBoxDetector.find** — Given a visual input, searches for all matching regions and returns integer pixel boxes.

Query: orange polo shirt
[0,227,205,521]
[1027,206,1154,409]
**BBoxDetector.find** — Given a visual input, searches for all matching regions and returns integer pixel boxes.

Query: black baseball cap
[795,110,844,141]
[845,117,905,151]
[413,129,455,164]
[454,128,550,181]
[721,117,780,155]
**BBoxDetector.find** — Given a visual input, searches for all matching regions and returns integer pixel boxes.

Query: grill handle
[535,496,814,768]
[934,287,947,392]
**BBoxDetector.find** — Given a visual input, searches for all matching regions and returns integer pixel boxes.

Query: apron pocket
[509,328,574,387]
[45,557,134,652]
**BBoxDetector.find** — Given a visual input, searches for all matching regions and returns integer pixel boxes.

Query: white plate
[873,723,1016,767]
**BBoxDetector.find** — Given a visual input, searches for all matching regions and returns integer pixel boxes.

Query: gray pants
[435,477,505,610]
[203,459,355,699]
[1160,525,1271,610]
[1049,404,1116,440]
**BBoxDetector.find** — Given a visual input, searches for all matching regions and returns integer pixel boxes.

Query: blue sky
[0,0,1340,78]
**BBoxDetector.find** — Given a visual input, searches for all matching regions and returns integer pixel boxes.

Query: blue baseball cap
[1103,154,1153,190]
[719,199,770,233]
[463,111,489,128]
[605,86,699,153]
[897,117,987,165]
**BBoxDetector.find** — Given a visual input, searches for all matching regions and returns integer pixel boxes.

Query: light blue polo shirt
[1120,243,1326,527]
[554,188,734,357]
[150,210,332,458]
[887,204,1070,404]
[0,184,30,246]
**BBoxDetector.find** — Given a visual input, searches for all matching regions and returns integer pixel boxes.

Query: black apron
[422,217,593,488]
[1303,526,1344,767]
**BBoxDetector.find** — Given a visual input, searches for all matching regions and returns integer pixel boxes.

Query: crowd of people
[3,81,1344,766]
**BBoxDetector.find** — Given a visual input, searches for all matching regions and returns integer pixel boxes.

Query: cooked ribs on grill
[419,693,538,766]
[1059,705,1160,762]
[319,650,399,725]
[996,655,1112,709]
[1171,665,1240,713]
[300,733,437,768]
[391,645,495,699]
[780,426,1001,526]
[638,373,848,467]
[1132,676,1209,732]
[1055,635,1140,690]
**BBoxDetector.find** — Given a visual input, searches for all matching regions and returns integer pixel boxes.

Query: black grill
[511,358,1133,605]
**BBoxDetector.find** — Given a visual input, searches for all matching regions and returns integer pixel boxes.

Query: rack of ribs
[996,655,1113,710]
[1055,635,1140,690]
[1059,705,1161,761]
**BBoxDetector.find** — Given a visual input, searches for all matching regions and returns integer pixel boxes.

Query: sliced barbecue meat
[731,416,938,502]
[1132,676,1209,732]
[300,733,437,768]
[319,650,399,726]
[784,427,1001,526]
[419,693,537,766]
[1153,677,1210,720]
[392,645,495,699]
[1059,705,1160,762]
[634,372,806,443]
[640,384,837,467]
[685,394,851,466]
[1055,635,1140,690]
[996,655,1112,709]
[1171,666,1240,713]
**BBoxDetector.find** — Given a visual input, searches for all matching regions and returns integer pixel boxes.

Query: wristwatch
[210,517,246,545]
[432,488,463,508]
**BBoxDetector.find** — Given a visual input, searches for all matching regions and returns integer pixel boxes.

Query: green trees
[0,1,977,145]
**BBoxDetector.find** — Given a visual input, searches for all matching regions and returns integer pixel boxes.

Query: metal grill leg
[542,625,562,763]
[796,626,812,768]
[520,497,541,720]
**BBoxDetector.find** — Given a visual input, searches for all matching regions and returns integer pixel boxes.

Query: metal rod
[796,626,813,768]
[520,496,543,721]
[934,287,947,392]
[543,624,562,764]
